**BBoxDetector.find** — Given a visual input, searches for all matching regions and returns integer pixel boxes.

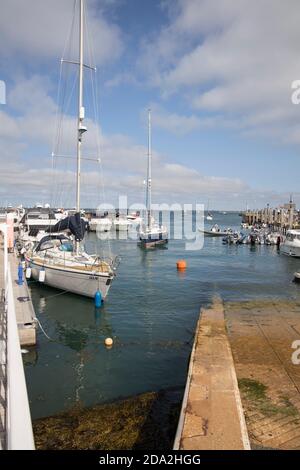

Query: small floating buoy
[25,267,32,279]
[176,259,187,270]
[39,269,45,282]
[105,337,113,347]
[94,290,102,308]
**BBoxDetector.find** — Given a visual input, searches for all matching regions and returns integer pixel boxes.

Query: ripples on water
[25,211,300,418]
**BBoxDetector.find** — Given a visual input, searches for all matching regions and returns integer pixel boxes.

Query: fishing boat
[280,230,300,258]
[139,109,168,248]
[25,0,117,299]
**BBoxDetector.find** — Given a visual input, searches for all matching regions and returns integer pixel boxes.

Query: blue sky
[1,0,300,210]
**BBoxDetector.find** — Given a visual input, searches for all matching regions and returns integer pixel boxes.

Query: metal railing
[0,223,35,450]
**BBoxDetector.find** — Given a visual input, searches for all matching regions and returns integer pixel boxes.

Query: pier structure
[0,222,35,450]
[174,298,250,450]
[243,199,299,229]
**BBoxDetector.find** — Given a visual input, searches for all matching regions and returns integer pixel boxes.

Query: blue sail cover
[46,213,86,241]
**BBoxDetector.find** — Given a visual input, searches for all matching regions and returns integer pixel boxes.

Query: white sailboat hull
[139,225,168,248]
[29,261,113,299]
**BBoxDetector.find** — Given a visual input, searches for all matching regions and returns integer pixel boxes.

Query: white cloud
[0,76,250,206]
[144,103,219,136]
[0,0,123,66]
[138,0,300,144]
[104,72,139,88]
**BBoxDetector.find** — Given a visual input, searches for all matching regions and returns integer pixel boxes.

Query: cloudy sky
[1,0,300,210]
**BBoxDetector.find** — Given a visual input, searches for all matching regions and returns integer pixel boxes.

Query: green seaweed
[33,388,183,450]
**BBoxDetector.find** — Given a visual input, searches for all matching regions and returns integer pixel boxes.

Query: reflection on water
[25,212,300,419]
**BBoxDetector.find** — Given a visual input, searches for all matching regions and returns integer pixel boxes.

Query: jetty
[243,199,299,230]
[0,223,35,450]
[174,298,250,450]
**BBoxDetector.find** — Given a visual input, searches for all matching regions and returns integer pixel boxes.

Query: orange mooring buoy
[177,259,187,270]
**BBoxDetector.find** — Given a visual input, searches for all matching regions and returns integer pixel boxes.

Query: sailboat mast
[147,108,152,229]
[76,0,84,214]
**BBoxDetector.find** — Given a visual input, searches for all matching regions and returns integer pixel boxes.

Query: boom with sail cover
[46,213,86,241]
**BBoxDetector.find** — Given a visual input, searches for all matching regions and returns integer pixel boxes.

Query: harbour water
[25,211,300,419]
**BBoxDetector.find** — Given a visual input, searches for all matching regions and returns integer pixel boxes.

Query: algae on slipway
[33,389,183,450]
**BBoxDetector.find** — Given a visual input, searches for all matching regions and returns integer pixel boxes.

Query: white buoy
[25,267,32,279]
[39,269,46,282]
[104,337,113,347]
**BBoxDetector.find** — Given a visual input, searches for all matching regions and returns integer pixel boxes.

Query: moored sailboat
[139,109,168,248]
[26,0,117,299]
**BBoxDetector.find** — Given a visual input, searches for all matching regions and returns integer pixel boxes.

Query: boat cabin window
[287,233,296,241]
[39,241,56,251]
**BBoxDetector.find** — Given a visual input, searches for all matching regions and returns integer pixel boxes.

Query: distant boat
[113,215,132,231]
[89,216,112,233]
[281,230,300,258]
[199,224,232,237]
[206,200,213,220]
[139,109,168,248]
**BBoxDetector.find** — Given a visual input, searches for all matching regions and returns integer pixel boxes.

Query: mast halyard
[76,0,86,253]
[146,108,152,229]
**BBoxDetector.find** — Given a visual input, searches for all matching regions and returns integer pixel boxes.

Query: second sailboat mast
[147,108,152,229]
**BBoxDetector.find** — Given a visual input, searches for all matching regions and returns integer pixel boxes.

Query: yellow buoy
[177,259,187,270]
[105,337,113,347]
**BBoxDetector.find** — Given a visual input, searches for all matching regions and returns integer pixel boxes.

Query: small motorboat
[223,231,244,245]
[199,224,232,237]
[281,230,300,258]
